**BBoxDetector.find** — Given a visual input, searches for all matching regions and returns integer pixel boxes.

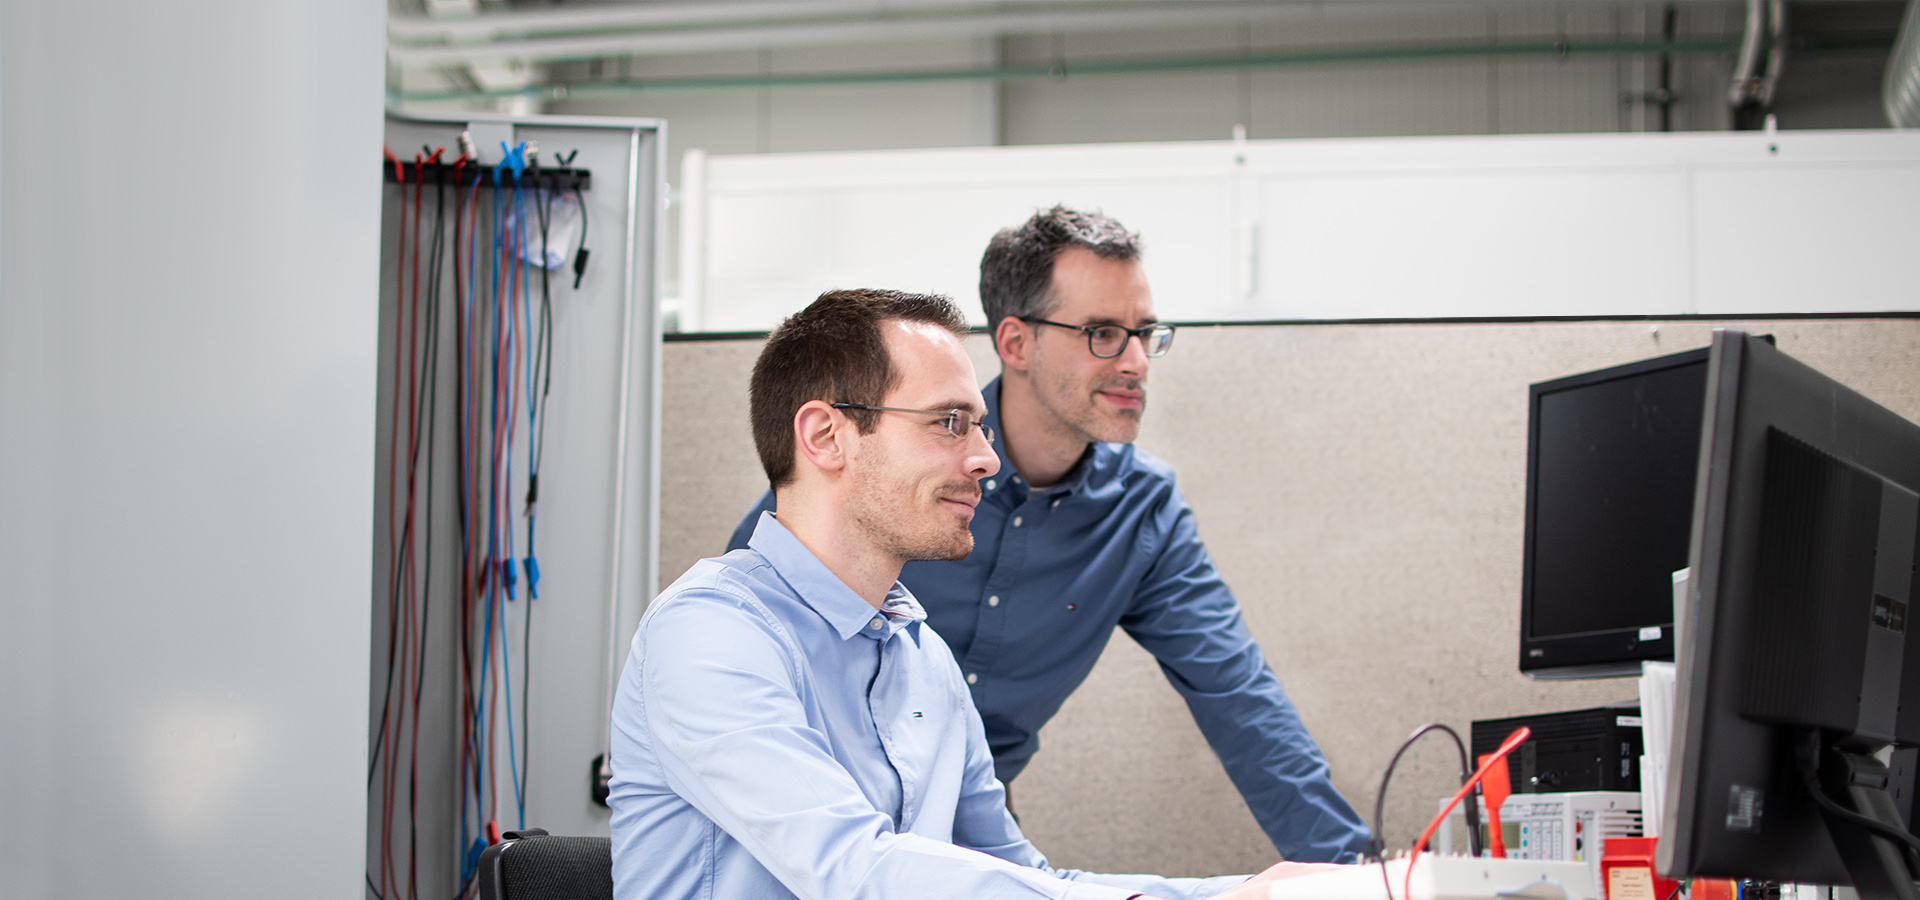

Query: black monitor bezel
[1661,330,1920,886]
[1519,345,1710,680]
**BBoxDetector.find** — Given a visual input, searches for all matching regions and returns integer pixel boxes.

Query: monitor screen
[1661,330,1920,897]
[1521,347,1709,679]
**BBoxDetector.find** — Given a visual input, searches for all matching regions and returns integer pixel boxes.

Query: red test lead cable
[1404,726,1532,900]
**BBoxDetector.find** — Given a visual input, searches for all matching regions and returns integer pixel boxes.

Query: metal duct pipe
[387,0,1753,68]
[389,0,1256,44]
[390,36,1745,106]
[1888,0,1920,126]
[1759,0,1786,106]
[1728,0,1766,106]
[389,1,1352,66]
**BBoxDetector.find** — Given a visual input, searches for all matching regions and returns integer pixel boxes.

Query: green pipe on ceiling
[390,33,1892,106]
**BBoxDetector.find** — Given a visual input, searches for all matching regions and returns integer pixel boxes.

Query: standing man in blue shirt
[612,289,1312,900]
[729,208,1371,863]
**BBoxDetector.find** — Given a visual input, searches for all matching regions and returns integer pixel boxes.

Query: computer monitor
[1660,330,1920,900]
[1520,346,1710,679]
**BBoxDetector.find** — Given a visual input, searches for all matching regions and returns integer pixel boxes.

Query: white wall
[0,2,385,897]
[677,129,1920,331]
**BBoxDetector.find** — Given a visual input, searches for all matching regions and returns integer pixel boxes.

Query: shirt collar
[980,377,1097,497]
[745,511,926,644]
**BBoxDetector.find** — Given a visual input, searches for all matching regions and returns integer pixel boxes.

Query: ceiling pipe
[390,36,1746,106]
[1887,0,1920,126]
[388,0,1751,67]
[1759,0,1787,105]
[393,3,1373,66]
[1728,0,1767,106]
[391,0,1205,44]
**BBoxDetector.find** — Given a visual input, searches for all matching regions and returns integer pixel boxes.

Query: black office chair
[476,829,614,900]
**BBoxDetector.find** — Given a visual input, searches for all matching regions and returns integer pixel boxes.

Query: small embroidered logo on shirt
[912,711,924,718]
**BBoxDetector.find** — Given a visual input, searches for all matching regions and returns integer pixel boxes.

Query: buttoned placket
[961,476,1071,696]
[865,611,920,828]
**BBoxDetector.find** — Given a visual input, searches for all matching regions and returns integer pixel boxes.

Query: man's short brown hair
[750,289,969,489]
[978,205,1141,329]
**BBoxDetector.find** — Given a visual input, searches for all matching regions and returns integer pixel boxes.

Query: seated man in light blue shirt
[609,289,1314,900]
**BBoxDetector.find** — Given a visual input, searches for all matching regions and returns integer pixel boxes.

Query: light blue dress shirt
[730,378,1372,864]
[610,513,1249,900]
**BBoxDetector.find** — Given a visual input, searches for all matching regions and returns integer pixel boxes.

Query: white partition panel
[0,1,385,897]
[680,130,1920,330]
[1692,162,1920,314]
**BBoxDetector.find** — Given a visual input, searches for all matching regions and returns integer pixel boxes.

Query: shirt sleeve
[725,490,776,553]
[1116,482,1374,864]
[638,592,1144,900]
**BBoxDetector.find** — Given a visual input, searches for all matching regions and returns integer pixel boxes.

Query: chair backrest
[476,829,614,900]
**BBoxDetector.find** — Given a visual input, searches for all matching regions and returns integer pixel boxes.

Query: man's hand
[1210,861,1353,900]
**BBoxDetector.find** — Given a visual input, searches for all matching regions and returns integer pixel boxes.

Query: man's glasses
[830,403,996,445]
[1022,318,1176,359]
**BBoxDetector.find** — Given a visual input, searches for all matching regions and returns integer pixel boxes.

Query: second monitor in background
[1521,344,1721,680]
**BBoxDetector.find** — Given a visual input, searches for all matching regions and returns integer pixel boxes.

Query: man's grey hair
[977,206,1141,329]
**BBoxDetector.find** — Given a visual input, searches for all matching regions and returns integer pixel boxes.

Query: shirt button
[966,673,978,684]
[987,595,1000,607]
[985,479,996,490]
[1051,497,1062,508]
[1012,516,1023,527]
[869,617,884,630]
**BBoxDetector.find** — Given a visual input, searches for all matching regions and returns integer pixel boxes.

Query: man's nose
[1113,330,1151,374]
[968,428,1001,477]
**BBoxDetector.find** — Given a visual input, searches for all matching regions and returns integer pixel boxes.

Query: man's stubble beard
[1030,340,1146,446]
[847,440,977,563]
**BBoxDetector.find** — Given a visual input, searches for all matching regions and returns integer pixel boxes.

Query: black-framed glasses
[830,403,995,445]
[1022,318,1176,359]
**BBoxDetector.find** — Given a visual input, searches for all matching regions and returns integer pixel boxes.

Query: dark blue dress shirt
[728,378,1371,863]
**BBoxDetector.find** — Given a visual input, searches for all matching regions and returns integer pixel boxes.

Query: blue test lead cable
[499,576,526,830]
[514,149,543,601]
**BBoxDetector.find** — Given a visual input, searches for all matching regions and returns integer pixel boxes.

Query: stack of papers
[1636,568,1687,838]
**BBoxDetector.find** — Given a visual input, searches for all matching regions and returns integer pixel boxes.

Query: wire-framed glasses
[830,403,996,445]
[1022,318,1176,358]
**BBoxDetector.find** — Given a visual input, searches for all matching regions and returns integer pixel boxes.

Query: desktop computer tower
[1473,705,1644,794]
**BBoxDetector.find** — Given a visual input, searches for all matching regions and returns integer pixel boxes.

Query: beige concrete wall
[658,318,1920,877]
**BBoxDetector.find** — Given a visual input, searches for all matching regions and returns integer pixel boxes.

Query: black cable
[569,175,590,290]
[450,170,483,852]
[514,173,563,805]
[1372,723,1480,900]
[368,161,426,789]
[1795,732,1920,859]
[405,147,451,900]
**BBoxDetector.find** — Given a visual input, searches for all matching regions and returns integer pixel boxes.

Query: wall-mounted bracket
[382,159,591,192]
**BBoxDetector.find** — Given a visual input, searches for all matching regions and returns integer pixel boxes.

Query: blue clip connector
[498,141,528,182]
[502,558,518,600]
[523,557,541,600]
[460,837,487,884]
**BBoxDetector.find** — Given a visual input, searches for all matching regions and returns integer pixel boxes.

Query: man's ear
[994,316,1034,373]
[792,400,851,474]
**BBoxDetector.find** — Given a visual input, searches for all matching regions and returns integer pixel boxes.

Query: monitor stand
[1803,733,1920,900]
